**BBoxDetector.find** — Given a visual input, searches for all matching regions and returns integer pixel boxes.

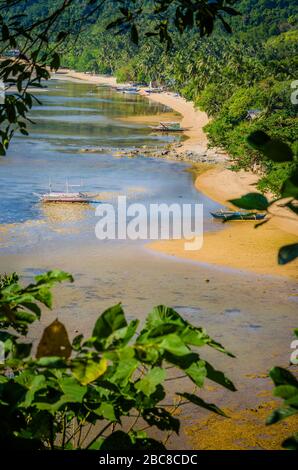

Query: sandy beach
[150,165,298,280]
[56,70,298,279]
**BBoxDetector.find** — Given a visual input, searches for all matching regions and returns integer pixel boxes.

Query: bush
[0,271,236,450]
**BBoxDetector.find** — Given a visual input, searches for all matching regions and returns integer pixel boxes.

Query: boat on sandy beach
[150,121,189,132]
[116,86,139,94]
[210,210,266,221]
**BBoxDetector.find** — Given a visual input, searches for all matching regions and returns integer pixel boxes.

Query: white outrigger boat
[34,180,99,204]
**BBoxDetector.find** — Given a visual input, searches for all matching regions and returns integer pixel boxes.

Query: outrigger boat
[116,86,139,94]
[150,121,189,132]
[210,210,266,221]
[34,179,99,204]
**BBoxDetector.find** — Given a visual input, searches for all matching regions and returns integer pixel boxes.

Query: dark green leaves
[229,193,269,210]
[92,303,138,350]
[0,270,73,334]
[1,270,235,450]
[50,52,60,71]
[247,131,294,163]
[142,408,180,433]
[281,169,298,199]
[269,367,298,388]
[278,244,298,265]
[178,392,227,417]
[282,434,298,451]
[267,362,298,449]
[205,362,237,392]
[93,303,126,342]
[130,24,138,45]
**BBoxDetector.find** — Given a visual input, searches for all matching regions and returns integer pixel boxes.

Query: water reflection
[40,202,93,224]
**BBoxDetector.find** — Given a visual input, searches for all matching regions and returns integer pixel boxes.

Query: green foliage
[0,270,73,334]
[278,244,298,265]
[0,0,240,154]
[267,335,298,451]
[229,193,269,210]
[0,272,236,450]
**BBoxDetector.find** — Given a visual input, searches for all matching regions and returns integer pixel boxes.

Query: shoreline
[55,70,298,279]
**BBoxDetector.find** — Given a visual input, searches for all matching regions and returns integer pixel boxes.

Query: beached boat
[210,210,266,221]
[150,121,188,132]
[146,87,164,94]
[116,86,139,94]
[123,89,139,95]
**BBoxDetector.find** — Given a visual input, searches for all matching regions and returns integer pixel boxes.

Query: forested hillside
[14,1,298,194]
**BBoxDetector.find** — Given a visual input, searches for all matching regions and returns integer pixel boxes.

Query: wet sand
[1,242,297,449]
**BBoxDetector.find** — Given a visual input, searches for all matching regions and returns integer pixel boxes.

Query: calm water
[0,79,221,252]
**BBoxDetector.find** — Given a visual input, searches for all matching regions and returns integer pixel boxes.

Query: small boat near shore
[210,210,266,221]
[116,86,139,94]
[150,121,188,132]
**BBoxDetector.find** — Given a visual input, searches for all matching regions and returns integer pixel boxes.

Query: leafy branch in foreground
[0,270,236,450]
[266,330,298,450]
[229,131,298,264]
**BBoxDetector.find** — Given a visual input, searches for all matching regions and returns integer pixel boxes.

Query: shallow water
[0,80,220,251]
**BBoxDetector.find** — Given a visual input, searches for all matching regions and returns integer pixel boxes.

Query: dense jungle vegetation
[57,0,298,195]
[2,1,298,194]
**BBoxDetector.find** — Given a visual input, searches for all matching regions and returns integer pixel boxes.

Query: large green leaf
[278,244,298,265]
[281,169,298,199]
[184,360,207,387]
[18,375,47,408]
[159,334,190,356]
[145,305,187,329]
[59,377,87,400]
[205,361,237,391]
[266,406,298,425]
[273,385,298,400]
[262,139,294,163]
[109,348,139,386]
[229,192,269,210]
[34,270,73,285]
[72,358,107,385]
[100,431,134,450]
[269,367,298,387]
[282,433,298,450]
[247,132,293,162]
[247,130,271,149]
[178,392,228,417]
[142,407,180,433]
[135,367,166,396]
[94,402,117,421]
[103,320,139,349]
[92,304,127,349]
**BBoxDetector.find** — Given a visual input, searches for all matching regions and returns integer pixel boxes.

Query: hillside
[11,0,298,194]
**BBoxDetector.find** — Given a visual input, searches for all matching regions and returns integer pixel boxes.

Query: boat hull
[210,211,266,221]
